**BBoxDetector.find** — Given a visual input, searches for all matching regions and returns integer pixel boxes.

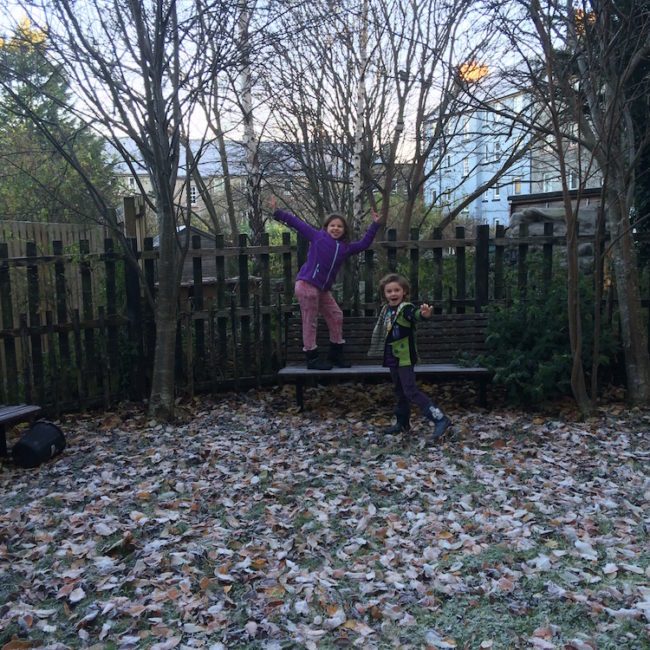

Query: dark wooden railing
[0,223,622,413]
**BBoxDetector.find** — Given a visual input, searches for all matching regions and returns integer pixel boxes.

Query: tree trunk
[565,205,591,413]
[352,0,368,228]
[148,191,181,419]
[240,5,262,245]
[606,185,650,404]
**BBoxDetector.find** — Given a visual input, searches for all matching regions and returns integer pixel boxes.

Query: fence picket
[26,242,45,404]
[0,243,18,403]
[0,226,616,412]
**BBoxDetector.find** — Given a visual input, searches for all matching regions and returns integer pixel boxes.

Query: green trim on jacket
[385,302,429,367]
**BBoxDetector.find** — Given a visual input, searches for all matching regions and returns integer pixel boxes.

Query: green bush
[475,274,619,405]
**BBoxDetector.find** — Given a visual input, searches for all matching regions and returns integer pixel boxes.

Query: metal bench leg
[478,380,487,408]
[0,425,7,458]
[296,381,305,411]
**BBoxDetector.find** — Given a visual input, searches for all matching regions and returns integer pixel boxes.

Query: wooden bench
[0,404,43,457]
[278,313,491,410]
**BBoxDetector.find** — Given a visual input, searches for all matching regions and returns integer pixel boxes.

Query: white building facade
[424,90,534,229]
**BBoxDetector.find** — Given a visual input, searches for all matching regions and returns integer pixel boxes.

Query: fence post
[433,228,443,314]
[26,242,45,405]
[215,234,228,369]
[124,238,144,400]
[143,237,155,395]
[410,228,420,303]
[364,247,375,316]
[387,229,397,272]
[543,222,554,290]
[45,310,59,413]
[518,224,529,299]
[475,224,489,312]
[260,232,272,375]
[79,239,99,399]
[455,226,466,314]
[104,238,119,402]
[0,243,18,403]
[238,233,252,376]
[494,224,505,302]
[71,309,84,407]
[192,235,205,382]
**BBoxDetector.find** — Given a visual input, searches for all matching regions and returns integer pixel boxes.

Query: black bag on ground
[12,421,66,468]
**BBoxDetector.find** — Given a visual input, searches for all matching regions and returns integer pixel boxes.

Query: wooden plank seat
[0,404,43,457]
[278,313,491,410]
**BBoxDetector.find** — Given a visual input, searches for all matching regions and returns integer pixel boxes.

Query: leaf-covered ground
[1,381,649,650]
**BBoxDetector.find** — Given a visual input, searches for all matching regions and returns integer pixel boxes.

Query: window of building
[463,118,471,141]
[569,171,578,190]
[513,177,522,194]
[494,102,503,123]
[463,158,470,177]
[493,185,500,200]
[543,173,555,192]
[128,177,136,189]
[190,184,197,205]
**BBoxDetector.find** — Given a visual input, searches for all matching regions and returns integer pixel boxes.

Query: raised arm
[273,208,320,240]
[347,211,381,255]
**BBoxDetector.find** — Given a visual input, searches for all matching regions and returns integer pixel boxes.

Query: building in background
[424,89,533,229]
[424,83,603,230]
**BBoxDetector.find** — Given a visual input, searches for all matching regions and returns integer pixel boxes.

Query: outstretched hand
[371,209,381,223]
[420,303,433,318]
[268,195,277,213]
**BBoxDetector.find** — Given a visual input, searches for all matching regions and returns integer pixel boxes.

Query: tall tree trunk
[148,197,181,420]
[606,182,650,403]
[212,99,239,242]
[240,5,262,245]
[352,0,368,229]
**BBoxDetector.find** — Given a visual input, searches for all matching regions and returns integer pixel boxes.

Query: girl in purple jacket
[273,204,381,369]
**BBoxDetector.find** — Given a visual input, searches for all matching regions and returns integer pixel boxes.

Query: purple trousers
[389,366,434,416]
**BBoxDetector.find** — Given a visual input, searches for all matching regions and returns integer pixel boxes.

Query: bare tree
[262,0,539,241]
[495,0,650,407]
[16,0,242,419]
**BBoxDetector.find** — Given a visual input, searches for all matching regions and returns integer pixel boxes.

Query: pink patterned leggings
[294,280,344,351]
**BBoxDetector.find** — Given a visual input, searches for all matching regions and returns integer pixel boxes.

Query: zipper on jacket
[325,242,340,285]
[312,263,320,279]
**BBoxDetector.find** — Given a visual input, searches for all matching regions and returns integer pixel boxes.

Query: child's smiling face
[326,218,345,240]
[384,281,406,307]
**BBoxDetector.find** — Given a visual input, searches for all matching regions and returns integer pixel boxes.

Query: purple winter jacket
[273,209,381,291]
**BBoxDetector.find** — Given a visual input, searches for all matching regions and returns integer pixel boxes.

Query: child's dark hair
[379,273,410,300]
[324,212,350,241]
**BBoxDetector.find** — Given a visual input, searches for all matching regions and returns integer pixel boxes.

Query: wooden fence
[0,223,629,414]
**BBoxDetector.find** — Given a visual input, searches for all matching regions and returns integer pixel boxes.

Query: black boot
[384,411,410,434]
[329,342,351,368]
[305,349,333,370]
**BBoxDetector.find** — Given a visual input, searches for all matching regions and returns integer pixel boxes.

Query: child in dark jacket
[369,273,451,439]
[272,199,381,369]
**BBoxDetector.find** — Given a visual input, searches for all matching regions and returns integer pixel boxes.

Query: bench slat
[0,404,43,458]
[281,314,491,410]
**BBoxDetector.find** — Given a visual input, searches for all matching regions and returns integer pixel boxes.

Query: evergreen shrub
[475,273,619,405]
